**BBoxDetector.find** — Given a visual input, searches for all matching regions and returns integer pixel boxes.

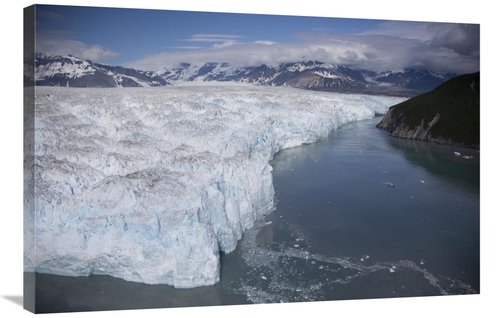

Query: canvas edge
[23,4,36,314]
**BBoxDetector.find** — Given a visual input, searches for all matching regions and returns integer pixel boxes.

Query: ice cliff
[24,83,405,288]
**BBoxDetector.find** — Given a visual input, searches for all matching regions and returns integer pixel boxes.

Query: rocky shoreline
[376,72,479,150]
[376,108,479,149]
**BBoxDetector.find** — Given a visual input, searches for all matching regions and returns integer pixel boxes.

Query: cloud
[125,22,479,74]
[363,21,480,57]
[339,50,359,62]
[426,24,480,56]
[211,41,239,48]
[173,46,206,50]
[254,41,277,45]
[180,34,244,47]
[190,34,244,40]
[360,21,437,41]
[36,9,65,22]
[79,45,120,61]
[125,41,361,70]
[36,30,119,62]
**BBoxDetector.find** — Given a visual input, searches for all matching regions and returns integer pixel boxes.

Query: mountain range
[25,53,459,97]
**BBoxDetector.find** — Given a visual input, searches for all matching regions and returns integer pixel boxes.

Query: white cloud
[181,34,244,44]
[177,33,244,51]
[184,37,236,43]
[211,41,239,48]
[79,45,120,61]
[126,22,478,74]
[173,46,206,50]
[191,34,243,39]
[36,31,119,62]
[360,21,438,41]
[254,41,277,45]
[36,9,65,22]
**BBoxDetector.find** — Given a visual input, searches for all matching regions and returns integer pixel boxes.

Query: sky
[34,4,480,74]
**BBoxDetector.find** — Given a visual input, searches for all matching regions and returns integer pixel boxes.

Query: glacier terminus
[25,83,406,288]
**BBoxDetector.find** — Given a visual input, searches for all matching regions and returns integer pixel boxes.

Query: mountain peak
[28,53,458,96]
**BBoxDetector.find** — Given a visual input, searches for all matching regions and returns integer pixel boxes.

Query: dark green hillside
[377,72,479,148]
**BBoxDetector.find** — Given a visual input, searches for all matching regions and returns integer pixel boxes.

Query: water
[235,117,479,302]
[33,117,479,313]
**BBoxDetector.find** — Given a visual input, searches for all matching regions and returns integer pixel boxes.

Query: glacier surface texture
[25,83,405,288]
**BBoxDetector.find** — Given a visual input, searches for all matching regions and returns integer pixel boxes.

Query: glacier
[24,82,406,288]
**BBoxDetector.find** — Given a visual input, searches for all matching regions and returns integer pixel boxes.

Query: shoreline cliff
[376,72,479,149]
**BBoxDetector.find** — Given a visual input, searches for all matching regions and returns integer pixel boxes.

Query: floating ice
[25,83,405,287]
[231,217,477,303]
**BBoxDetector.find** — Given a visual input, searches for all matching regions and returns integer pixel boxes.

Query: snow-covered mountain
[27,54,458,95]
[370,69,458,91]
[32,54,168,87]
[159,60,457,95]
[159,60,369,90]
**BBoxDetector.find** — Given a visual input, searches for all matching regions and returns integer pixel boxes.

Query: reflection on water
[32,271,244,313]
[386,137,479,192]
[32,117,479,313]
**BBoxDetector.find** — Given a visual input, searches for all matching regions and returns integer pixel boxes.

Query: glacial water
[33,117,479,312]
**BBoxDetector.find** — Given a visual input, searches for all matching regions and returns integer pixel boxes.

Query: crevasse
[24,83,405,288]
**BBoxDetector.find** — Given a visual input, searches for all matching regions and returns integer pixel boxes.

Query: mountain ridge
[376,72,480,148]
[26,53,459,97]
